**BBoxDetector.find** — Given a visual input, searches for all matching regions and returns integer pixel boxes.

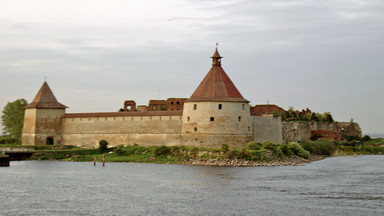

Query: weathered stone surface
[281,122,362,143]
[252,116,283,144]
[181,101,253,148]
[61,115,182,147]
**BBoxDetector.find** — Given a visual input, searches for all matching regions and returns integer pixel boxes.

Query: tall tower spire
[211,46,222,66]
[188,47,248,102]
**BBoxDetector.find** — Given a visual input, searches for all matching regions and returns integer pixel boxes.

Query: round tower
[181,48,253,148]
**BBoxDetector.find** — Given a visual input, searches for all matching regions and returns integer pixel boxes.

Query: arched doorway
[46,137,54,145]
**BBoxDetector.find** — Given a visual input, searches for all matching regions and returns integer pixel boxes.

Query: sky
[0,0,383,134]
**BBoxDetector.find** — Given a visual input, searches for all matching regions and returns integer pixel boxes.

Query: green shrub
[114,144,124,155]
[262,141,276,150]
[271,148,285,158]
[344,135,360,142]
[153,145,171,156]
[99,140,109,151]
[246,141,261,150]
[199,152,211,159]
[225,150,238,159]
[134,147,147,155]
[170,146,182,157]
[190,147,199,158]
[0,135,18,144]
[362,135,371,142]
[301,139,336,155]
[247,149,269,161]
[221,144,229,153]
[237,148,250,160]
[287,142,310,158]
[280,144,294,157]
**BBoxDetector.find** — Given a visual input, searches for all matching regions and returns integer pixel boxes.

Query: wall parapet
[62,110,182,118]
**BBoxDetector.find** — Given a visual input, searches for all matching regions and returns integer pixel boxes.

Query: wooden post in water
[93,156,96,166]
[102,154,105,167]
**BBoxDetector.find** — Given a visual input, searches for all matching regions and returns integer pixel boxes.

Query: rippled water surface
[1,156,383,216]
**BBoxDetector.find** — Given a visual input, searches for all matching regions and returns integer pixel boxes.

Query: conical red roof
[188,49,248,102]
[24,82,68,109]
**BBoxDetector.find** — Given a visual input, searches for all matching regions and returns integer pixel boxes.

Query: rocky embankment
[183,155,325,167]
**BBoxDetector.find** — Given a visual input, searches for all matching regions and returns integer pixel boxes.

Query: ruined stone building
[22,48,361,148]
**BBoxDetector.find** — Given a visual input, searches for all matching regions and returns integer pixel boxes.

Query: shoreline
[182,155,325,167]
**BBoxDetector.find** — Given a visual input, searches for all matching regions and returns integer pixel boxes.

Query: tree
[1,99,28,141]
[99,140,109,151]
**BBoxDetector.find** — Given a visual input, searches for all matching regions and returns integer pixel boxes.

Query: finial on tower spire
[211,45,222,66]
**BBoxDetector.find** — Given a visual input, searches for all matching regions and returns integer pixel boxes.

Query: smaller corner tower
[181,47,253,148]
[22,82,67,146]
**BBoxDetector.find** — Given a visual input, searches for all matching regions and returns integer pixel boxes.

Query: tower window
[193,104,197,110]
[194,127,197,132]
[242,104,245,110]
[210,117,215,122]
[187,116,190,122]
[238,116,241,122]
[218,104,222,109]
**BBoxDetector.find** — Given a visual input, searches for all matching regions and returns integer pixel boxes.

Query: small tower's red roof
[24,82,68,109]
[188,48,248,102]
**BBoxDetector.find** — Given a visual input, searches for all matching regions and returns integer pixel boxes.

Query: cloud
[0,0,384,133]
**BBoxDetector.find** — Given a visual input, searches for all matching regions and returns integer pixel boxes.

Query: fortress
[21,48,361,148]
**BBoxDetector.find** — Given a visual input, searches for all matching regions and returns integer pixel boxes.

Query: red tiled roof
[188,49,248,102]
[250,104,285,116]
[24,82,68,109]
[63,110,183,118]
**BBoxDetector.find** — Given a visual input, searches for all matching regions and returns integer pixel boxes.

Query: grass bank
[27,141,321,166]
[3,137,383,166]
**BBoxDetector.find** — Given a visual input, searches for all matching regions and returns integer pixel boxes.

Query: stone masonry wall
[252,116,283,144]
[22,108,65,146]
[61,115,182,148]
[281,121,362,143]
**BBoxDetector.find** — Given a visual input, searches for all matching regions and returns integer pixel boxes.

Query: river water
[1,156,383,216]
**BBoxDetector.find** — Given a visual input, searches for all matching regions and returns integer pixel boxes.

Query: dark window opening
[187,116,190,122]
[242,104,245,110]
[194,127,197,132]
[218,104,222,109]
[238,116,241,122]
[46,137,54,145]
[171,102,174,104]
[193,104,197,110]
[210,117,215,122]
[177,101,180,104]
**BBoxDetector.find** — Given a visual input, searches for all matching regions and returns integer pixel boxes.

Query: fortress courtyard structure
[22,48,361,148]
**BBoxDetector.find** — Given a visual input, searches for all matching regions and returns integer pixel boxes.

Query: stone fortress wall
[252,116,283,144]
[281,121,362,143]
[61,112,183,148]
